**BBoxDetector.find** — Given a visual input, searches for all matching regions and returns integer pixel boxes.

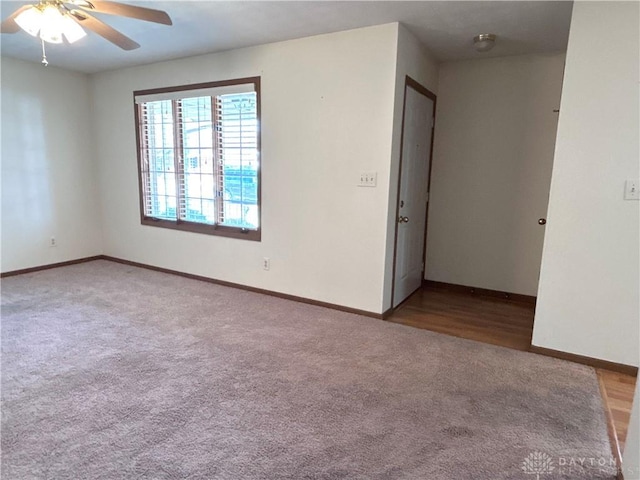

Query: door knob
[398,216,409,223]
[538,218,546,225]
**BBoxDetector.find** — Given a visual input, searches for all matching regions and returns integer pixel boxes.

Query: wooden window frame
[133,77,262,242]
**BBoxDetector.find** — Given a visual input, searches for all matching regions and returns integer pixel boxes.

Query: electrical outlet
[624,179,639,200]
[49,237,57,247]
[263,257,270,271]
[358,172,377,187]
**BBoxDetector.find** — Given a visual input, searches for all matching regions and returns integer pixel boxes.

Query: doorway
[391,77,436,308]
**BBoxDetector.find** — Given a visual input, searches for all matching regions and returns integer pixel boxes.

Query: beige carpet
[1,260,616,479]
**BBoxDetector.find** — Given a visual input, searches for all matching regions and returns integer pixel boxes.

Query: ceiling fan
[1,0,172,56]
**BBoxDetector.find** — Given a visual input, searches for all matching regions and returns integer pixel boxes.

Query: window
[134,77,261,241]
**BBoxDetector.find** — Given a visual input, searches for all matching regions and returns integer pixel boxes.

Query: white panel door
[393,86,434,308]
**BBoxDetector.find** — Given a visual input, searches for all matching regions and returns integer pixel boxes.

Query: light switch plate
[358,172,377,187]
[624,179,639,200]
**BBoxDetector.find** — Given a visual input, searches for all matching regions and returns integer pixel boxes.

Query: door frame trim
[390,76,437,309]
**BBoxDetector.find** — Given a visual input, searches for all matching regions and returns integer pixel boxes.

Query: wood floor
[387,286,637,454]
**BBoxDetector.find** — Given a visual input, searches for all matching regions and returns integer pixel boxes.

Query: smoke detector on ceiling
[473,34,497,52]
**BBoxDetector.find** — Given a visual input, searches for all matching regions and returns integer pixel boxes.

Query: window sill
[141,217,261,241]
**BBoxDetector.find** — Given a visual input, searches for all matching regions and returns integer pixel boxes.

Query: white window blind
[216,92,259,227]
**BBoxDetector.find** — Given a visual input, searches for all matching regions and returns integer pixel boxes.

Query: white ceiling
[0,1,573,74]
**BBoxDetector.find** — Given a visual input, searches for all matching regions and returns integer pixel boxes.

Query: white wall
[382,24,439,311]
[1,57,102,272]
[425,53,565,296]
[532,2,639,366]
[91,24,399,314]
[624,381,640,479]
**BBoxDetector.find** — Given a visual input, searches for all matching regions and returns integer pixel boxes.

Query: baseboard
[381,307,394,320]
[3,254,386,319]
[423,280,536,305]
[529,345,638,377]
[101,255,385,320]
[0,256,104,278]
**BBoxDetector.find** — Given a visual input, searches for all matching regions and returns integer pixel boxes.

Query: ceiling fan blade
[77,1,172,25]
[1,5,31,34]
[70,10,140,50]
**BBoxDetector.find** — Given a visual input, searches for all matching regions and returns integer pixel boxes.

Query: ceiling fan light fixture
[473,33,497,52]
[14,6,43,37]
[39,5,66,44]
[60,14,86,43]
[15,4,87,45]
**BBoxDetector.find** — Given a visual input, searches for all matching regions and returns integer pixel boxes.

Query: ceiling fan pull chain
[41,38,48,66]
